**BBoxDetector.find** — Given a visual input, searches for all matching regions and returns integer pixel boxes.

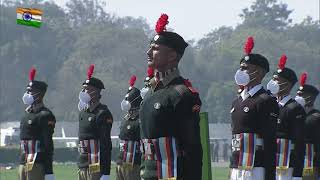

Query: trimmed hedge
[0,147,120,164]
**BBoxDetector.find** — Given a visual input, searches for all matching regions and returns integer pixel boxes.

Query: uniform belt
[120,140,141,163]
[20,140,41,167]
[78,139,100,165]
[232,133,263,152]
[142,137,179,179]
[276,138,295,169]
[20,140,41,154]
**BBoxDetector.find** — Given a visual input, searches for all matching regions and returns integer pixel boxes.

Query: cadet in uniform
[266,55,306,180]
[19,67,56,180]
[116,75,143,180]
[295,73,320,180]
[139,14,203,180]
[230,37,279,180]
[77,64,113,180]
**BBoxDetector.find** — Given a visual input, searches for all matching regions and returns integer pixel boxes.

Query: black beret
[298,84,319,97]
[240,53,269,72]
[82,77,105,89]
[152,31,188,55]
[27,80,47,92]
[273,67,298,85]
[126,87,142,109]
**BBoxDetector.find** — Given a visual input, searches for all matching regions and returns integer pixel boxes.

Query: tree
[66,0,109,27]
[239,0,293,30]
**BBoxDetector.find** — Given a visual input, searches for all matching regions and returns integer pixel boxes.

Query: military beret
[272,55,297,84]
[26,67,47,92]
[83,64,105,89]
[152,14,188,56]
[240,37,269,72]
[297,73,319,97]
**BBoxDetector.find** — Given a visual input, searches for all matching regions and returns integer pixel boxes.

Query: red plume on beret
[87,64,94,79]
[129,75,137,87]
[155,14,169,34]
[29,67,36,81]
[278,54,287,71]
[147,67,154,78]
[244,36,254,55]
[300,72,307,87]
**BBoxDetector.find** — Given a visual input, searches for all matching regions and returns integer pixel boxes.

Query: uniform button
[154,102,161,110]
[243,107,249,113]
[28,120,32,125]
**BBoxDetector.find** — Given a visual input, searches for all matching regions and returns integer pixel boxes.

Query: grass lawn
[0,164,228,180]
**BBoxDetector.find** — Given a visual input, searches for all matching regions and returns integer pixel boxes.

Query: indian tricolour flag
[16,8,42,28]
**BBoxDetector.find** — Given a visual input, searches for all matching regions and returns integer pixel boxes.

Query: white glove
[45,174,55,180]
[100,175,110,180]
[292,177,302,180]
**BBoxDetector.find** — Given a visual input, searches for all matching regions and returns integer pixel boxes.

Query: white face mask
[22,92,35,105]
[267,79,280,94]
[295,96,306,107]
[140,87,150,100]
[79,91,92,104]
[121,99,131,111]
[78,100,89,111]
[234,69,257,86]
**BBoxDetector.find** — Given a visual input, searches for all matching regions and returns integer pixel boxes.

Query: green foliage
[0,0,319,124]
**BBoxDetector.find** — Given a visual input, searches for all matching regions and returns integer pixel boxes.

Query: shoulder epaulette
[286,101,299,111]
[183,79,199,94]
[259,92,270,100]
[174,84,189,96]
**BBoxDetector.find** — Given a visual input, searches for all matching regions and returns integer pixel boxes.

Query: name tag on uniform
[89,163,100,173]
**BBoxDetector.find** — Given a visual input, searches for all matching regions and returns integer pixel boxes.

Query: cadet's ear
[167,50,178,63]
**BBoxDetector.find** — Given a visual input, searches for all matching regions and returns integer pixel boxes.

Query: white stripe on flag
[16,13,42,22]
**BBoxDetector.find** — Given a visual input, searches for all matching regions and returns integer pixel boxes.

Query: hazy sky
[55,0,319,40]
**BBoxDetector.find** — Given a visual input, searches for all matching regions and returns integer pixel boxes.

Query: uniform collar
[154,68,180,87]
[25,102,44,113]
[278,95,292,107]
[88,101,100,112]
[241,84,262,100]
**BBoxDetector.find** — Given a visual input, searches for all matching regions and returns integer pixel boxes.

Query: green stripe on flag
[17,19,41,28]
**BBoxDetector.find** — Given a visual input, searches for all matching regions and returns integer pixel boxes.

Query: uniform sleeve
[291,107,306,177]
[174,92,203,180]
[257,97,279,180]
[40,112,56,174]
[97,109,113,175]
[314,115,320,169]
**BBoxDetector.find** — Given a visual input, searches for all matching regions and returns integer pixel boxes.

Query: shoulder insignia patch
[192,104,201,112]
